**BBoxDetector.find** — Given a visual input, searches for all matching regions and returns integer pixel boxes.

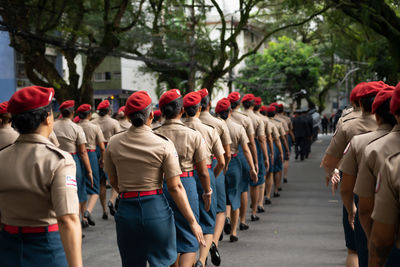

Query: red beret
[159,89,182,108]
[77,104,91,113]
[270,102,278,107]
[278,103,284,108]
[59,100,75,110]
[0,101,8,114]
[198,88,208,98]
[125,91,152,115]
[118,106,125,114]
[357,81,386,99]
[372,85,395,114]
[8,86,54,114]
[350,82,366,102]
[183,92,202,108]
[390,82,400,114]
[266,105,276,113]
[153,110,162,117]
[260,105,268,112]
[228,92,241,103]
[254,97,262,106]
[97,100,110,110]
[215,98,231,113]
[73,116,80,123]
[241,93,255,103]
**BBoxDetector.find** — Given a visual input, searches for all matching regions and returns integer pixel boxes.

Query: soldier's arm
[78,144,93,187]
[340,172,357,230]
[58,214,83,267]
[248,134,258,173]
[358,196,374,239]
[369,221,395,267]
[223,144,231,174]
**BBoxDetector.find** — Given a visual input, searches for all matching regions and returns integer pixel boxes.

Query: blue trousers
[0,229,67,267]
[212,158,226,213]
[238,145,250,193]
[115,194,177,267]
[85,151,100,195]
[72,153,87,203]
[225,156,242,211]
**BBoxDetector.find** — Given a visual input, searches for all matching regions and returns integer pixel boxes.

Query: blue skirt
[194,168,217,235]
[238,145,250,193]
[250,139,265,186]
[85,151,100,195]
[272,143,283,173]
[163,176,199,253]
[115,194,177,267]
[96,145,109,181]
[267,144,273,173]
[225,157,242,211]
[212,158,226,213]
[288,134,293,153]
[72,154,87,203]
[0,229,67,267]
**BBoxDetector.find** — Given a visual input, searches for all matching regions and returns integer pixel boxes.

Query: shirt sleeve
[256,119,265,137]
[162,141,182,179]
[49,131,60,147]
[96,126,106,144]
[211,128,225,157]
[339,141,357,176]
[244,117,255,137]
[193,132,208,163]
[51,156,79,217]
[220,121,232,146]
[354,148,378,197]
[239,126,250,147]
[76,126,87,145]
[325,126,347,159]
[114,121,122,135]
[104,144,117,178]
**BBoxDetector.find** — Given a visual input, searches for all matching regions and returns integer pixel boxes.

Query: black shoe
[239,223,249,231]
[251,215,260,221]
[273,193,280,198]
[195,260,203,267]
[257,206,265,213]
[81,220,89,229]
[264,198,272,205]
[283,178,288,183]
[108,200,116,216]
[278,187,282,191]
[224,218,231,235]
[102,212,108,220]
[230,235,238,242]
[210,242,221,266]
[219,231,223,241]
[84,210,95,226]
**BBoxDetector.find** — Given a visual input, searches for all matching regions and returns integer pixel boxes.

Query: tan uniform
[151,121,162,129]
[53,118,87,153]
[339,124,393,176]
[0,125,19,149]
[92,115,121,142]
[225,117,249,154]
[325,113,377,159]
[243,109,265,138]
[231,110,254,139]
[355,124,400,197]
[0,134,79,226]
[199,111,232,146]
[275,114,289,133]
[372,152,400,247]
[154,119,208,172]
[270,118,286,138]
[337,108,361,129]
[104,125,181,192]
[78,119,106,150]
[255,112,272,138]
[118,119,131,131]
[49,131,60,147]
[184,117,224,165]
[279,114,293,133]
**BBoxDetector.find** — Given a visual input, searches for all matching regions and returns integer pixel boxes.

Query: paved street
[83,134,346,267]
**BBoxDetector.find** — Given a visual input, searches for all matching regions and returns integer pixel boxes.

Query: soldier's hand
[99,158,104,169]
[264,159,269,173]
[254,164,259,175]
[280,154,284,163]
[270,153,274,165]
[330,169,340,195]
[190,221,206,247]
[88,172,94,188]
[202,193,212,212]
[250,169,258,184]
[348,205,357,230]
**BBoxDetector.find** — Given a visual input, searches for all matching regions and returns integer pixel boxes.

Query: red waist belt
[3,223,59,234]
[70,152,77,155]
[119,189,163,199]
[232,153,238,157]
[180,171,194,177]
[194,165,212,170]
[87,149,96,152]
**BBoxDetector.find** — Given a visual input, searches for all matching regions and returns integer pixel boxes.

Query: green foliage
[236,36,322,103]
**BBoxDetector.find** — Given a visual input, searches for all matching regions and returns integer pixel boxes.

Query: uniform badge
[375,174,381,193]
[66,175,77,188]
[343,143,350,155]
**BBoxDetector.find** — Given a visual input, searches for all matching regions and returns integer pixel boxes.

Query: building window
[94,72,105,81]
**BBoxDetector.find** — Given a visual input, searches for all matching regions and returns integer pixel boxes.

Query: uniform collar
[361,112,373,117]
[128,125,152,133]
[377,124,393,131]
[60,117,72,121]
[163,118,185,126]
[185,117,201,123]
[16,133,54,146]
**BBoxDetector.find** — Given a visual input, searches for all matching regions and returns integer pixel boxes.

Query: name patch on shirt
[66,175,77,188]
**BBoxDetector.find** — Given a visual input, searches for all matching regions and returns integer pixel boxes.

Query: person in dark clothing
[292,110,309,160]
[321,115,329,135]
[333,109,343,131]
[303,110,313,158]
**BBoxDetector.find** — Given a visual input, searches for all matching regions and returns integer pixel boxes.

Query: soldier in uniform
[154,89,211,267]
[0,101,19,149]
[92,100,121,219]
[339,86,395,267]
[0,86,82,267]
[198,88,231,266]
[226,92,257,232]
[76,104,106,227]
[336,82,365,129]
[54,100,94,228]
[242,94,269,219]
[116,106,131,131]
[321,81,385,267]
[183,91,225,267]
[215,98,257,242]
[104,91,204,267]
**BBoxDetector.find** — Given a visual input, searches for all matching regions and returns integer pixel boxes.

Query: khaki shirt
[275,114,289,133]
[92,115,121,142]
[104,125,181,192]
[339,124,393,177]
[226,117,249,155]
[0,125,19,149]
[119,119,131,131]
[256,112,272,137]
[154,119,208,172]
[49,131,60,147]
[184,117,224,165]
[271,118,286,138]
[337,108,361,129]
[0,134,78,226]
[200,111,232,146]
[280,114,293,131]
[54,118,87,153]
[265,117,280,140]
[243,109,265,138]
[231,110,254,138]
[355,124,400,197]
[372,152,400,247]
[325,113,377,159]
[151,121,162,129]
[78,119,106,150]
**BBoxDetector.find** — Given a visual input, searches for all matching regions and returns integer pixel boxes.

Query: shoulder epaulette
[152,125,162,131]
[153,132,169,141]
[238,112,248,117]
[202,122,215,129]
[343,117,357,123]
[0,143,14,151]
[45,144,70,160]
